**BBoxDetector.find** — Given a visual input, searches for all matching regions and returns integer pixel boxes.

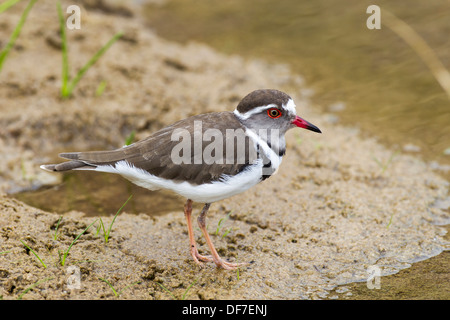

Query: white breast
[93,159,265,203]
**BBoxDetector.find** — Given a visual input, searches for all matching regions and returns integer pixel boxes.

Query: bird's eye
[267,108,282,119]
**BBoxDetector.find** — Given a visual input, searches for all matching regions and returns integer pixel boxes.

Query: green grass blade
[156,282,177,300]
[53,216,63,240]
[64,31,123,97]
[118,281,141,296]
[215,211,232,236]
[95,80,107,97]
[61,219,98,266]
[387,212,395,229]
[96,218,106,236]
[215,218,224,235]
[99,278,118,297]
[0,0,21,14]
[181,278,198,300]
[373,150,399,174]
[99,278,141,297]
[56,1,69,97]
[0,0,37,72]
[372,156,383,169]
[222,227,232,238]
[125,131,135,146]
[105,195,132,243]
[20,240,47,268]
[17,277,53,300]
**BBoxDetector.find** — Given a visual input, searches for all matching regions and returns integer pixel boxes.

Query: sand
[0,0,448,300]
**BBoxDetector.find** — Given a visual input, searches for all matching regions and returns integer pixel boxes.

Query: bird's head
[233,89,321,135]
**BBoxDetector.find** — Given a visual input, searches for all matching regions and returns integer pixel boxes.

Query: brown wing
[57,112,257,185]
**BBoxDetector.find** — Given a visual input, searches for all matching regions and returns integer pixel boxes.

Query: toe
[196,253,213,262]
[215,259,248,270]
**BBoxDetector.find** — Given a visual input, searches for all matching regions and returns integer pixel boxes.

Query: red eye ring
[267,108,282,119]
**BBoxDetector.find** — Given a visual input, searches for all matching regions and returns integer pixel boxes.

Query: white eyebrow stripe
[233,98,297,121]
[233,104,277,120]
[283,99,297,115]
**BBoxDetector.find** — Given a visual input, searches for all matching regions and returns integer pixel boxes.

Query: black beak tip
[308,124,322,134]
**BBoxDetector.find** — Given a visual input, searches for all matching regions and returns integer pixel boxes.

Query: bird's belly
[185,161,265,203]
[95,159,266,203]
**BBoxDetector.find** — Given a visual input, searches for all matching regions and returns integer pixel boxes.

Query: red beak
[292,115,321,133]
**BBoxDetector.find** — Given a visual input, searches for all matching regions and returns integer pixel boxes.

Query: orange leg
[184,199,212,264]
[197,203,246,270]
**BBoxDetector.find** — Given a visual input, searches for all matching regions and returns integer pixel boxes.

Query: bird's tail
[40,152,95,172]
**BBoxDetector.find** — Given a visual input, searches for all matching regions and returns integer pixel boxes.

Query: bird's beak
[292,115,322,133]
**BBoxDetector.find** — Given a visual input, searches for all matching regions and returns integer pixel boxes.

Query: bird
[40,89,321,270]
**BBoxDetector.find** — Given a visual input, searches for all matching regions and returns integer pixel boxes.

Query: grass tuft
[99,277,141,297]
[59,219,98,266]
[53,216,63,240]
[156,277,198,300]
[97,195,132,243]
[0,0,37,72]
[372,150,399,175]
[215,211,232,238]
[57,1,123,98]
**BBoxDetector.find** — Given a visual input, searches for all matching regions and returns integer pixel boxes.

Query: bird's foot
[190,247,213,265]
[190,248,247,270]
[213,258,248,270]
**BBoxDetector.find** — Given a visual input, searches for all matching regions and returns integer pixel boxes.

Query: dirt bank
[0,0,449,299]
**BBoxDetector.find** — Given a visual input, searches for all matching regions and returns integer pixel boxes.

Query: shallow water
[143,0,450,174]
[13,171,185,216]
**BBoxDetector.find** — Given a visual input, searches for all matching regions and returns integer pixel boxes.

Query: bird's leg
[197,203,246,270]
[184,199,212,264]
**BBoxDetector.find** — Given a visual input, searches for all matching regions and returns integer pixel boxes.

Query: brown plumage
[43,112,258,185]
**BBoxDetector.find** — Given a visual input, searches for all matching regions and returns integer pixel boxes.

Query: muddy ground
[0,0,449,299]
